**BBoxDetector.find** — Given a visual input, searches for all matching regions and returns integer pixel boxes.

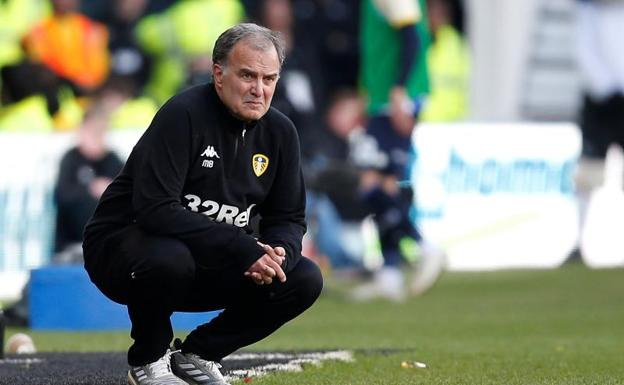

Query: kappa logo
[252,154,269,177]
[201,145,220,159]
[201,145,220,168]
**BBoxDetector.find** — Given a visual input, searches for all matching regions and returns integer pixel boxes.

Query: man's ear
[213,64,224,89]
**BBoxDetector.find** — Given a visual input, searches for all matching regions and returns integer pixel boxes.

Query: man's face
[213,40,280,121]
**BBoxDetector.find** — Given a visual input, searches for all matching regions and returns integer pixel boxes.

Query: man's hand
[389,86,416,137]
[244,243,286,285]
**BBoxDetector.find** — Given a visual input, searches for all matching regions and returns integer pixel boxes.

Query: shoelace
[148,349,175,378]
[188,353,225,380]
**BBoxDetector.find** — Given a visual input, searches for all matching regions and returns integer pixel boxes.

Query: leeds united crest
[252,154,269,177]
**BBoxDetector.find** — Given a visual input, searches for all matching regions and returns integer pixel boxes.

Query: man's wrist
[390,86,414,114]
[391,85,407,97]
[230,233,266,271]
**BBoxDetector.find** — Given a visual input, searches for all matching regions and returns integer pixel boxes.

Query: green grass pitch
[8,262,624,384]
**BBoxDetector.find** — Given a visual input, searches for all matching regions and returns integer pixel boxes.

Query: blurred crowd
[0,0,470,271]
[0,0,469,129]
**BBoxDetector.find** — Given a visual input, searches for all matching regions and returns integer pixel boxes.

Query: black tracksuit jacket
[83,83,306,273]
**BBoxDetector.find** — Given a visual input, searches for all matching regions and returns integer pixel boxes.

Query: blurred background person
[86,0,159,132]
[0,60,58,131]
[248,0,360,105]
[22,0,110,95]
[101,75,158,132]
[572,0,624,263]
[18,0,112,130]
[53,103,123,261]
[105,0,152,96]
[306,89,370,275]
[420,0,470,122]
[0,0,49,77]
[351,0,444,302]
[79,0,175,21]
[576,0,624,159]
[254,1,371,276]
[254,0,325,163]
[314,0,361,98]
[3,101,122,326]
[135,0,245,104]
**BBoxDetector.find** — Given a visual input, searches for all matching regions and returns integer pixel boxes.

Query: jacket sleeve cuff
[228,232,266,271]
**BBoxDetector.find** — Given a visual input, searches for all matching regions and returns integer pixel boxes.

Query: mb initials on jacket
[201,145,220,168]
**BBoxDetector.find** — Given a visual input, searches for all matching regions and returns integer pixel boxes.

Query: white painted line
[0,358,45,365]
[223,350,354,381]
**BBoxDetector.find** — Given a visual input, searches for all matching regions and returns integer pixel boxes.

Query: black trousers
[83,225,323,366]
[580,93,624,158]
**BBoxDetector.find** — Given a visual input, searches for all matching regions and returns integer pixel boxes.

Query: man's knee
[137,239,195,285]
[289,257,323,306]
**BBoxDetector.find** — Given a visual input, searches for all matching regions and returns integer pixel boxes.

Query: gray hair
[212,23,286,69]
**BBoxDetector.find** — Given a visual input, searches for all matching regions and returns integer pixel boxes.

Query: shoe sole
[127,369,190,385]
[127,370,138,385]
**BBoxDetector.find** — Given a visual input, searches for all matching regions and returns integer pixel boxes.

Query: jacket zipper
[230,127,246,176]
[233,128,246,158]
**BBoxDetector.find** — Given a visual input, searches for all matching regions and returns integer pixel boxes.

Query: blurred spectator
[576,0,624,158]
[256,0,325,161]
[247,0,360,106]
[254,0,365,272]
[135,0,245,104]
[420,0,470,122]
[2,99,122,327]
[54,103,122,258]
[23,0,111,94]
[0,0,49,73]
[351,0,444,302]
[98,76,158,131]
[313,0,360,96]
[79,0,176,22]
[0,60,59,131]
[106,0,152,94]
[306,89,369,272]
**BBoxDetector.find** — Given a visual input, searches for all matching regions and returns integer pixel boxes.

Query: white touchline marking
[223,350,354,381]
[226,350,354,362]
[0,358,45,365]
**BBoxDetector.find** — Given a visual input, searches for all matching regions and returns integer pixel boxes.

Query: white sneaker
[351,267,406,302]
[171,342,231,385]
[410,241,446,296]
[127,349,187,385]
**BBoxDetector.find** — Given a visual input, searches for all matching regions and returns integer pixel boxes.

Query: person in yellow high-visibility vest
[135,0,245,105]
[0,0,49,71]
[420,0,470,122]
